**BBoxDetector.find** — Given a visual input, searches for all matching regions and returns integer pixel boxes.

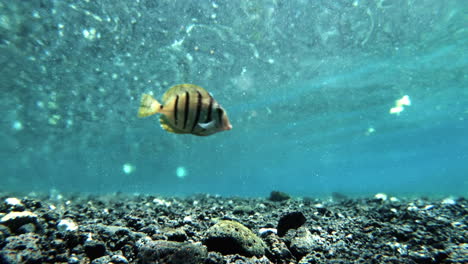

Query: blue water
[1,0,467,197]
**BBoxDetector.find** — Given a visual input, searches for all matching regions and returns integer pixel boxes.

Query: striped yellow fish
[138,84,232,136]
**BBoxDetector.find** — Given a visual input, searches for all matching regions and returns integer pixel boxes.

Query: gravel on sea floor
[0,192,466,264]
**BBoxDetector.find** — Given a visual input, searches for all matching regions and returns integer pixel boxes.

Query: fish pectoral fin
[197,120,215,130]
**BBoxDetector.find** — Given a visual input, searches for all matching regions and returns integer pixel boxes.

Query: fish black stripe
[183,91,190,129]
[174,95,179,125]
[217,108,223,125]
[191,91,203,132]
[205,96,213,122]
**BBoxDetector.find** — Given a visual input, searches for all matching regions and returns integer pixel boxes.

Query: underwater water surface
[1,0,467,197]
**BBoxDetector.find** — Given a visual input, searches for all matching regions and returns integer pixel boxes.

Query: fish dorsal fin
[162,84,209,103]
[159,116,185,134]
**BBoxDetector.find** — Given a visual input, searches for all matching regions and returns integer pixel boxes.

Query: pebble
[84,240,107,260]
[1,211,38,232]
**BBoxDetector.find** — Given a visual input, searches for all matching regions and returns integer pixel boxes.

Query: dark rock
[139,224,160,236]
[54,253,69,262]
[277,211,306,237]
[316,206,331,216]
[165,227,188,242]
[409,251,434,263]
[0,234,44,263]
[62,232,81,249]
[0,224,11,241]
[22,199,43,210]
[268,191,291,202]
[205,252,226,264]
[203,220,266,257]
[41,211,60,222]
[50,239,67,255]
[96,224,131,238]
[124,215,145,230]
[84,240,107,260]
[137,237,207,264]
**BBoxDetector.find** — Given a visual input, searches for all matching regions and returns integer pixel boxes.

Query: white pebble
[374,193,388,201]
[1,211,37,223]
[423,205,434,210]
[153,198,171,207]
[259,228,277,235]
[5,197,22,206]
[441,197,456,205]
[57,219,78,232]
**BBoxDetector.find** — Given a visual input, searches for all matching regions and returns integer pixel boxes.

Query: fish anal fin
[159,116,185,134]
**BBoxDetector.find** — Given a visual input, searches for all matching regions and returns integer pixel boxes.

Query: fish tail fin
[138,94,162,118]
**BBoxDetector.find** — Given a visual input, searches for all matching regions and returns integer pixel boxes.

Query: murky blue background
[1,0,467,197]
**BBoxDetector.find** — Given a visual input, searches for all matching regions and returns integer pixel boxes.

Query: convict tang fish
[138,84,232,136]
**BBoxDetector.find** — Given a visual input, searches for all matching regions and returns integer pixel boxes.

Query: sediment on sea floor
[0,192,466,264]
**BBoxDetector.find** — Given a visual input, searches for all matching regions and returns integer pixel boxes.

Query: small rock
[258,227,277,236]
[374,193,388,201]
[84,240,107,260]
[298,252,326,264]
[204,252,225,264]
[165,227,187,242]
[233,205,255,215]
[68,256,80,264]
[137,237,207,264]
[17,223,36,234]
[57,219,78,232]
[0,224,11,240]
[277,211,306,237]
[4,197,25,210]
[409,251,434,263]
[91,255,111,264]
[263,232,295,263]
[268,191,291,202]
[441,197,456,205]
[204,220,267,257]
[290,227,315,258]
[110,254,129,264]
[0,211,38,232]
